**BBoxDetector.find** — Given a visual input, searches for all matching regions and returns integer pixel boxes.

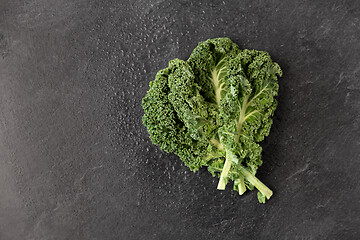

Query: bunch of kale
[142,38,282,203]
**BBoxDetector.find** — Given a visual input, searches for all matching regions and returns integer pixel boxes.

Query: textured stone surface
[1,0,360,239]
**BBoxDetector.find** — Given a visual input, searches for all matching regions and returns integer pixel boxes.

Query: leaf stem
[216,149,273,200]
[217,150,232,190]
[238,166,273,199]
[237,176,246,195]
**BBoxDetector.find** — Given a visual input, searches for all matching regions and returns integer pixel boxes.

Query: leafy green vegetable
[142,38,282,203]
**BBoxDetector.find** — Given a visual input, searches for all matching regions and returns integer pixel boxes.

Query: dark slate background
[1,0,360,239]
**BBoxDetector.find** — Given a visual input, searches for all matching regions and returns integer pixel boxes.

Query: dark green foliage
[142,38,282,202]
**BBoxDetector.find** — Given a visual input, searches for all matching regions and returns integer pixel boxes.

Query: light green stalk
[238,165,273,199]
[217,149,273,200]
[217,150,232,190]
[236,176,246,195]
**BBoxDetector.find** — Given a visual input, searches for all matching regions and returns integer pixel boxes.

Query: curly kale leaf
[142,59,210,171]
[216,49,282,193]
[187,37,241,105]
